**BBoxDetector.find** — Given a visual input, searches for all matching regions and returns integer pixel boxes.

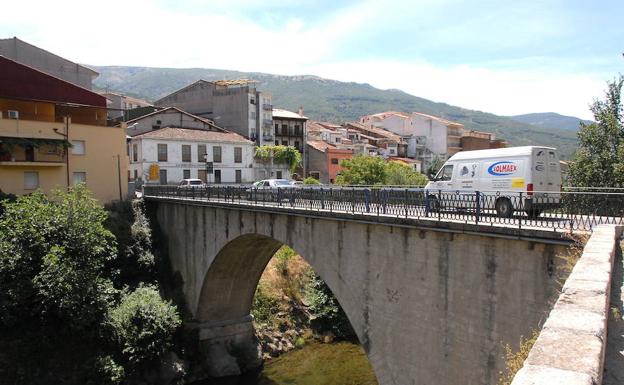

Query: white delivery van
[424,146,562,218]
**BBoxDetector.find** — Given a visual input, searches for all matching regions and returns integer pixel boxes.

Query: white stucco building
[360,111,464,165]
[129,127,255,185]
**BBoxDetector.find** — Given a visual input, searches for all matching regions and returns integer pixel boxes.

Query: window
[275,140,279,145]
[310,171,320,180]
[73,172,86,185]
[282,140,288,146]
[182,144,191,162]
[213,146,222,163]
[71,140,85,155]
[157,144,168,161]
[134,170,138,180]
[24,171,39,189]
[275,124,279,135]
[294,125,300,135]
[294,141,300,149]
[198,144,207,162]
[435,165,454,181]
[335,137,340,143]
[250,97,255,105]
[250,111,256,120]
[183,169,191,179]
[281,124,288,135]
[159,169,167,185]
[234,147,242,163]
[132,144,138,162]
[214,169,221,184]
[331,158,339,165]
[276,171,282,179]
[235,169,242,183]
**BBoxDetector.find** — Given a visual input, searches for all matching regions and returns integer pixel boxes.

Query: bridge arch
[149,200,567,385]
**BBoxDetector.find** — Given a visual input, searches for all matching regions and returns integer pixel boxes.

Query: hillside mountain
[92,66,580,158]
[510,112,593,131]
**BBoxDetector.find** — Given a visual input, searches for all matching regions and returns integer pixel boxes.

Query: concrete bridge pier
[190,315,262,377]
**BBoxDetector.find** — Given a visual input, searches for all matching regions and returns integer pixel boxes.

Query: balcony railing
[262,104,273,111]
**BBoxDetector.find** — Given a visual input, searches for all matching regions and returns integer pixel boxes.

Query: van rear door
[532,148,548,194]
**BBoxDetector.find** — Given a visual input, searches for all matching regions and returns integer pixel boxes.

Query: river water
[195,341,378,385]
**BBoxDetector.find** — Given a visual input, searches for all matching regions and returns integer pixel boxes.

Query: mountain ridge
[509,112,593,131]
[91,65,580,158]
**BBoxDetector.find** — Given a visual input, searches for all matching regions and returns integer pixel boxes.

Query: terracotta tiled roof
[344,122,402,142]
[132,127,252,144]
[307,140,336,152]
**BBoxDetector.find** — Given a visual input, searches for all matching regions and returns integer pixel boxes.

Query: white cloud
[0,0,610,120]
[304,60,606,120]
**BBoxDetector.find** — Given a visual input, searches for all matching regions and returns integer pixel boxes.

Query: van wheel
[495,198,513,218]
[526,209,542,219]
[428,195,440,212]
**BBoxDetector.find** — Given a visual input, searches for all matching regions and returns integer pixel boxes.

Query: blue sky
[2,0,623,119]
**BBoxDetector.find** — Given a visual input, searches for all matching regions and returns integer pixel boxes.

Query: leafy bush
[108,285,181,372]
[255,145,302,173]
[304,177,321,185]
[386,161,429,186]
[335,155,428,186]
[0,187,180,384]
[252,283,281,324]
[274,245,296,275]
[306,273,355,339]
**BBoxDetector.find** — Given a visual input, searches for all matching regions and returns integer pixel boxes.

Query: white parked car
[178,178,205,188]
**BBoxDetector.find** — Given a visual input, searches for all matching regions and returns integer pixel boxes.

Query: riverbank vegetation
[0,187,181,385]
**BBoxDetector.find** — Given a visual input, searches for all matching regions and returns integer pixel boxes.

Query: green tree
[335,155,388,185]
[426,156,445,180]
[568,76,624,187]
[335,155,429,186]
[304,176,321,185]
[0,187,180,385]
[306,273,355,339]
[386,161,429,186]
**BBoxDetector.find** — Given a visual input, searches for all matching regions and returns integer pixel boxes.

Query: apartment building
[461,130,507,151]
[154,79,274,145]
[128,127,254,185]
[272,108,308,151]
[0,56,127,202]
[0,37,98,89]
[360,111,464,165]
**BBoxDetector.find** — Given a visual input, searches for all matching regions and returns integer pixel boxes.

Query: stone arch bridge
[146,196,571,385]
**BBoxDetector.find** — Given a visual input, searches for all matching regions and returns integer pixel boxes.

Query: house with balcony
[0,55,127,202]
[154,79,273,146]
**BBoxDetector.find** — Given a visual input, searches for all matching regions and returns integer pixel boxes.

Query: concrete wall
[512,225,623,385]
[154,82,216,116]
[0,37,97,89]
[150,200,568,384]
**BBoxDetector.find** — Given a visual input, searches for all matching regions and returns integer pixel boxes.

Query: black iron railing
[142,185,624,232]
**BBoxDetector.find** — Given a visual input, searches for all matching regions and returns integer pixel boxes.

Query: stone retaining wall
[512,225,624,385]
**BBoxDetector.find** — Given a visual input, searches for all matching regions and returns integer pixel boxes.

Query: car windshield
[274,180,291,186]
[189,180,202,185]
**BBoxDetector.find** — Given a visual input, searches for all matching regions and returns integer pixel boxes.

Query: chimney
[298,106,304,116]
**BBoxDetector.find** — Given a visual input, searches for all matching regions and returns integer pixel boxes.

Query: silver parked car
[247,179,296,201]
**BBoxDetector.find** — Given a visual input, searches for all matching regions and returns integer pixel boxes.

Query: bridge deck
[143,189,601,243]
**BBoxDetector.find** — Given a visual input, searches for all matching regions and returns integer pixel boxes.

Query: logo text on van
[487,161,517,176]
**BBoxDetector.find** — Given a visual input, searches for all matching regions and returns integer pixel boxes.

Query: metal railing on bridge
[142,185,624,232]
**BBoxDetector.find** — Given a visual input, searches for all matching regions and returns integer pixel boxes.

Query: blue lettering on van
[487,161,517,176]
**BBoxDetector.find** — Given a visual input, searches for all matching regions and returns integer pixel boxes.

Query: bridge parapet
[511,225,623,385]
